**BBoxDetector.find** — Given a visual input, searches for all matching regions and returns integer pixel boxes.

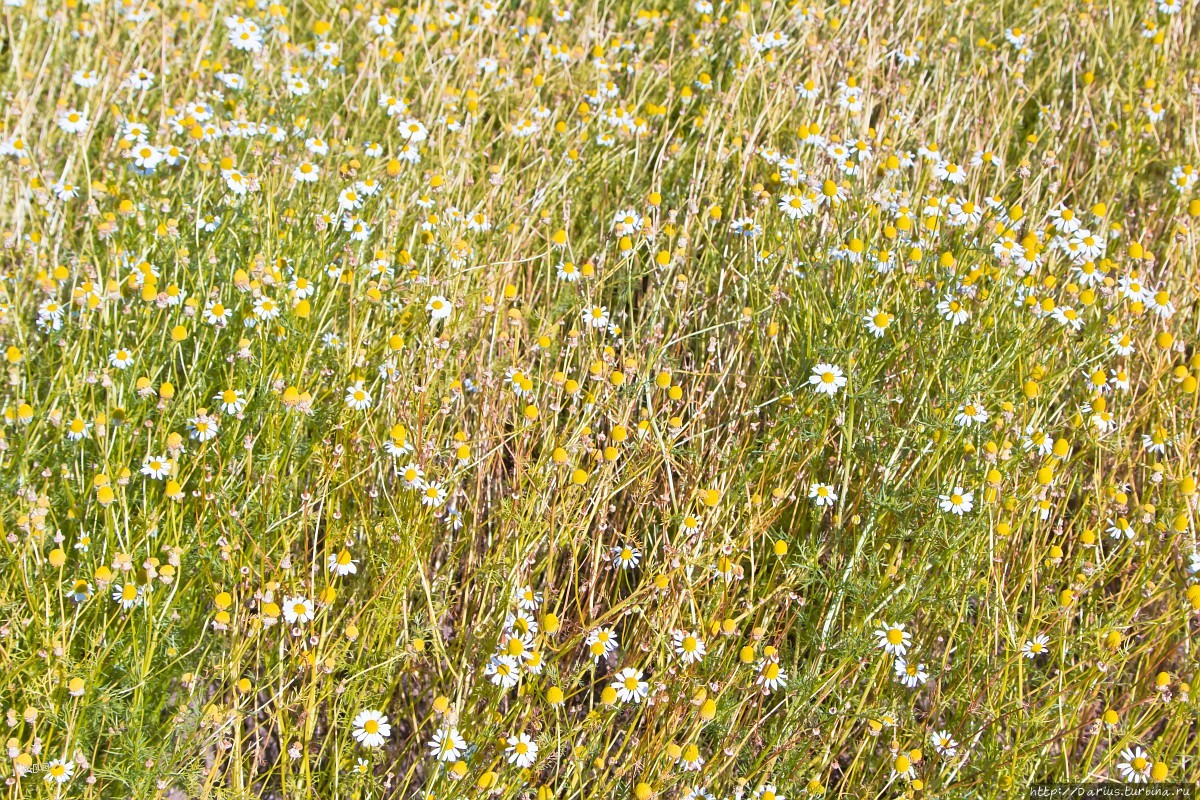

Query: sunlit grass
[0,0,1198,796]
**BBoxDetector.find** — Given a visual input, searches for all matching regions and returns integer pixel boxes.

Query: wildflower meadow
[1,0,1199,796]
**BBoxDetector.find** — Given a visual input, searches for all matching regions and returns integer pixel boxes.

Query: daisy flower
[678,744,705,771]
[282,595,314,625]
[399,463,425,488]
[108,348,135,369]
[57,108,89,134]
[428,727,467,762]
[939,488,974,515]
[756,657,787,694]
[864,309,894,337]
[1117,747,1151,783]
[1022,634,1050,658]
[506,733,539,768]
[610,667,649,703]
[808,363,847,396]
[583,305,610,330]
[585,627,619,660]
[1107,517,1135,540]
[203,297,232,324]
[427,295,453,321]
[420,482,447,507]
[933,159,967,184]
[398,118,429,142]
[141,455,172,480]
[808,482,837,507]
[485,654,521,687]
[894,657,929,687]
[874,622,911,656]
[188,413,219,442]
[352,710,391,748]
[112,582,142,609]
[328,549,358,576]
[754,784,784,800]
[612,544,641,569]
[672,629,706,664]
[513,585,542,611]
[936,295,969,325]
[43,759,74,784]
[65,417,91,441]
[345,382,372,411]
[214,389,247,414]
[954,400,988,427]
[930,729,958,757]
